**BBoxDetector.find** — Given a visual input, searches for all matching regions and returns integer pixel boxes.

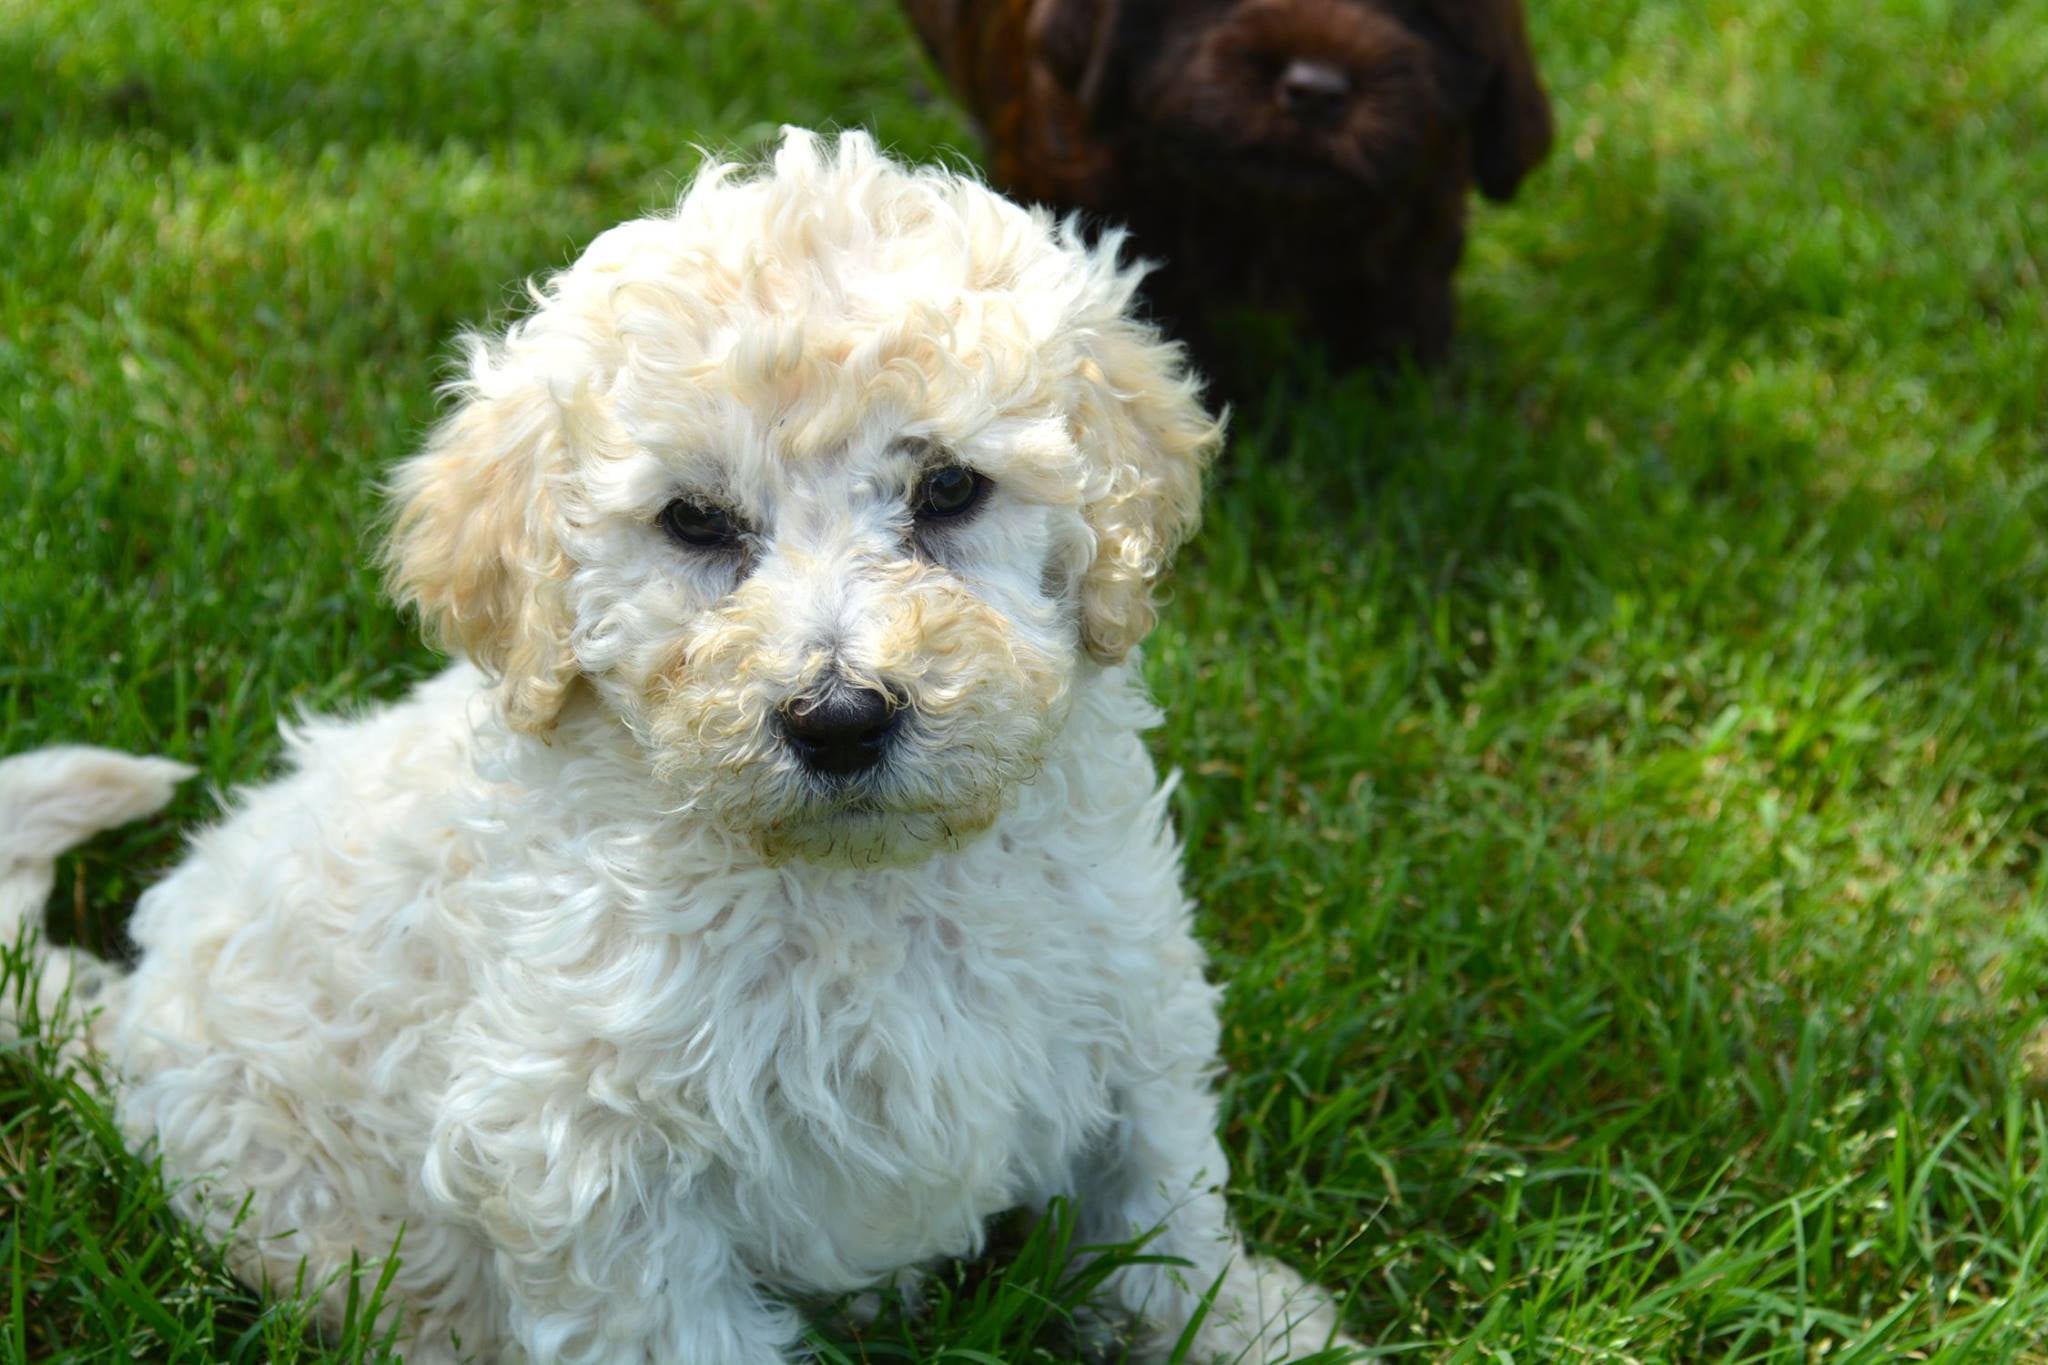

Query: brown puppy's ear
[1030,0,1127,113]
[384,347,577,734]
[1471,0,1553,202]
[1063,264,1224,664]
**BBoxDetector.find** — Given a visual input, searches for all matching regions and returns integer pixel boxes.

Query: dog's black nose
[1279,59,1352,124]
[780,685,900,778]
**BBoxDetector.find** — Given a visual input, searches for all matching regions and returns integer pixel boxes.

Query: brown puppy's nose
[1278,59,1352,124]
[780,685,899,778]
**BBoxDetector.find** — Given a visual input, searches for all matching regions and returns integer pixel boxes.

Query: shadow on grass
[0,0,952,165]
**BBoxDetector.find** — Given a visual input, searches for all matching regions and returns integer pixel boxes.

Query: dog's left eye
[913,465,990,522]
[658,498,741,550]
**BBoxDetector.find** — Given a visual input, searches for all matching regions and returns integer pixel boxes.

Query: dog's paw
[1194,1256,1358,1365]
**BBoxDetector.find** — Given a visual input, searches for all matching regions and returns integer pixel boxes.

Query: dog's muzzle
[778,681,901,779]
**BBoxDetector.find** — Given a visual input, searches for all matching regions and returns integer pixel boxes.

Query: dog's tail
[0,747,193,1030]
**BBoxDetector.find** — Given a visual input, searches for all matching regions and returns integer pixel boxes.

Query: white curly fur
[1,129,1357,1364]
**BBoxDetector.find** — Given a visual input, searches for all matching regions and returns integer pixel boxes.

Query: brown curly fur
[903,0,1553,385]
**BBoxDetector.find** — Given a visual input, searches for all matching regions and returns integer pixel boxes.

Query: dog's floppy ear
[385,344,577,734]
[1062,260,1223,665]
[1030,0,1127,114]
[1469,0,1553,202]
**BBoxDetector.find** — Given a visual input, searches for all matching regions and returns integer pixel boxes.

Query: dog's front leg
[426,1102,798,1364]
[486,1225,797,1365]
[1069,1070,1359,1364]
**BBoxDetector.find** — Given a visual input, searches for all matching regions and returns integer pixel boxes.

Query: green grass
[4,0,2048,1358]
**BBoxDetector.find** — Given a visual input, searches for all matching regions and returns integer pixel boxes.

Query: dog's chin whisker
[654,793,704,819]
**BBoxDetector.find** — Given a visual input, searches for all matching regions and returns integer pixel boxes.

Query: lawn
[4,0,2048,1359]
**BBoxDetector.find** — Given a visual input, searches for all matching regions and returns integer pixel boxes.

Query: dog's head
[1035,0,1551,207]
[385,130,1219,865]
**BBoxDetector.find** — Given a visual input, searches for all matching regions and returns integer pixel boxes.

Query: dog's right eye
[658,498,740,550]
[913,465,990,522]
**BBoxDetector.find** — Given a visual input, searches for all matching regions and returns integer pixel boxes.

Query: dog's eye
[658,498,740,550]
[913,465,990,522]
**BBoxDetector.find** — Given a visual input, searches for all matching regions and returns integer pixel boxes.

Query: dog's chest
[670,862,1152,1289]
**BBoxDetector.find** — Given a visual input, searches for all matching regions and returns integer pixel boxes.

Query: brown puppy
[904,0,1553,383]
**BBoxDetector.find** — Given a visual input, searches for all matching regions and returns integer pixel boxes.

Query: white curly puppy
[0,129,1356,1364]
